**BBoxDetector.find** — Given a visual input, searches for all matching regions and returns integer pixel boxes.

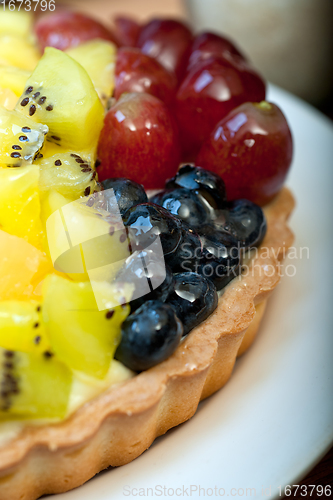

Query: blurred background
[62,0,333,116]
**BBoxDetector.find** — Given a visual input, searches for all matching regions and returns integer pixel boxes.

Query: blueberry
[101,177,147,216]
[214,199,267,248]
[115,300,183,371]
[166,164,227,209]
[198,226,242,291]
[166,224,202,273]
[150,188,210,228]
[123,203,183,257]
[167,272,218,335]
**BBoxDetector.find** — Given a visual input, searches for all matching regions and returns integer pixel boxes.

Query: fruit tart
[0,9,294,500]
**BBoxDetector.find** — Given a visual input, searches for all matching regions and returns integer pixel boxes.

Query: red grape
[175,54,266,161]
[115,48,177,106]
[186,32,246,72]
[114,16,141,47]
[196,101,293,206]
[35,11,119,52]
[137,19,193,81]
[97,93,181,189]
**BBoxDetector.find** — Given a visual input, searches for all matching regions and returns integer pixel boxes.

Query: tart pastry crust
[0,188,295,500]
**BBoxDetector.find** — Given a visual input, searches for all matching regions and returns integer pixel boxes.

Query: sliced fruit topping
[167,272,218,335]
[38,152,99,201]
[197,101,293,206]
[66,39,117,106]
[0,165,44,248]
[101,177,148,217]
[35,11,119,51]
[97,92,180,189]
[42,275,131,379]
[0,347,72,418]
[0,87,17,110]
[175,55,266,160]
[115,47,177,106]
[0,301,50,354]
[0,9,33,38]
[15,47,104,153]
[0,35,40,71]
[0,230,53,301]
[137,19,193,81]
[0,65,30,99]
[115,300,183,371]
[0,106,48,168]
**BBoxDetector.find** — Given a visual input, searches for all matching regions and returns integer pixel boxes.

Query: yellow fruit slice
[0,347,72,418]
[0,105,48,168]
[0,87,17,109]
[0,65,30,97]
[0,165,44,249]
[0,35,40,71]
[16,48,104,154]
[66,39,116,106]
[0,10,33,38]
[0,301,50,354]
[0,230,53,301]
[42,274,132,378]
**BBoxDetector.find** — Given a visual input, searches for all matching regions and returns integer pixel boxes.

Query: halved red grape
[186,31,246,72]
[175,54,266,161]
[115,48,177,106]
[196,101,293,206]
[35,11,119,52]
[114,16,141,47]
[97,93,181,189]
[137,19,193,81]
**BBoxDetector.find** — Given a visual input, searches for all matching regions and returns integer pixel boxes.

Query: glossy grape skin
[101,177,148,216]
[165,164,227,209]
[198,226,242,291]
[150,188,210,228]
[197,101,293,205]
[186,31,246,72]
[97,93,181,189]
[114,16,141,47]
[175,55,266,161]
[214,200,267,248]
[115,48,177,105]
[35,12,119,51]
[167,272,218,335]
[122,203,183,257]
[137,19,193,81]
[115,300,183,371]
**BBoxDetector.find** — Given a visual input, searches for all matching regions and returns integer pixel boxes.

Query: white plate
[57,86,333,499]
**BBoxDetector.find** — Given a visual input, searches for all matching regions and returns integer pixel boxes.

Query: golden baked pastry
[0,187,294,500]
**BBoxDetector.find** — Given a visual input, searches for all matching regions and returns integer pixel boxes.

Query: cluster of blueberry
[102,165,267,372]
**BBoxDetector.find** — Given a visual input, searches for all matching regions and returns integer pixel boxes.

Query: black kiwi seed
[19,135,28,142]
[86,197,94,207]
[33,322,40,329]
[21,126,31,133]
[92,171,97,179]
[3,362,13,370]
[119,232,127,243]
[43,351,54,359]
[36,305,41,312]
[70,154,81,159]
[29,105,36,116]
[25,86,33,94]
[38,96,46,104]
[54,159,62,166]
[109,226,114,236]
[51,135,61,141]
[12,145,22,150]
[20,97,29,107]
[95,159,101,168]
[84,186,91,196]
[33,92,40,98]
[46,105,53,111]
[34,336,41,345]
[10,152,21,159]
[81,168,91,173]
[4,351,14,359]
[75,158,84,164]
[105,310,114,320]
